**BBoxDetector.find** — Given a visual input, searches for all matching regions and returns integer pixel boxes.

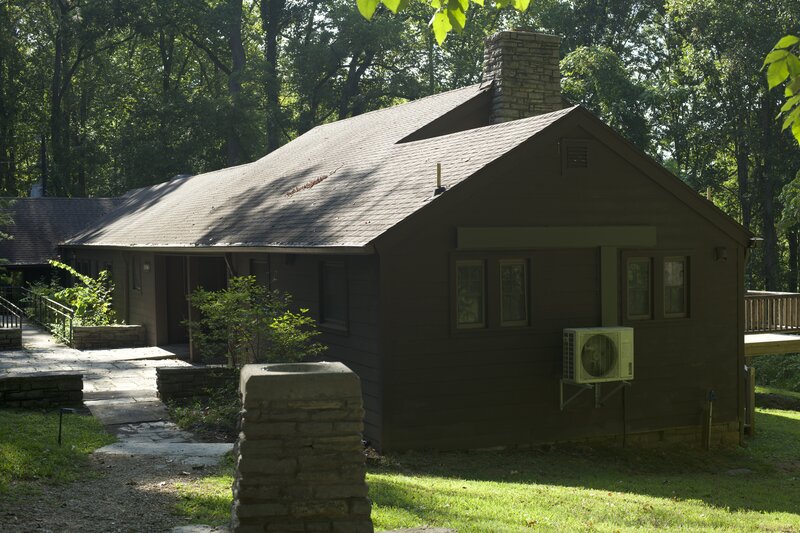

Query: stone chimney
[482,31,562,124]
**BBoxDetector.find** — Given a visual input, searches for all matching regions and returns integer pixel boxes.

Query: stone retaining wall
[232,362,373,533]
[156,366,238,402]
[0,373,83,408]
[0,328,21,349]
[72,325,146,350]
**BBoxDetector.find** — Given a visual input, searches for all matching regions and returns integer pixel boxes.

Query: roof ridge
[310,83,483,131]
[396,105,579,145]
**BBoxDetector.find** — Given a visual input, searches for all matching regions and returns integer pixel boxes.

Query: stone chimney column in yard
[482,31,563,123]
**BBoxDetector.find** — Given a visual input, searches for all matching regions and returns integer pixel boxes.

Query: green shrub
[750,353,800,393]
[46,260,117,326]
[187,276,326,368]
[168,380,240,441]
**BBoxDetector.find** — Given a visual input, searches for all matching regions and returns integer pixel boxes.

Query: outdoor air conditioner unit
[563,327,634,384]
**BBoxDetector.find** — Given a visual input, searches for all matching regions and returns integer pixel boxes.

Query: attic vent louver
[561,139,591,177]
[566,144,588,168]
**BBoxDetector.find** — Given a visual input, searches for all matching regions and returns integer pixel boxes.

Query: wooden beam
[744,333,800,356]
[457,226,656,250]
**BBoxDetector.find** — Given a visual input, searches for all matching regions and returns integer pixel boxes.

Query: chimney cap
[485,30,561,43]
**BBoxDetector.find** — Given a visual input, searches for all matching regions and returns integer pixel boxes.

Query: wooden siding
[375,118,743,451]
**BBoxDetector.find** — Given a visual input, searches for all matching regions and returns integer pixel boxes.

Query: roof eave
[59,243,375,255]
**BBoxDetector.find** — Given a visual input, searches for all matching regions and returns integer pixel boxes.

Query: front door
[165,256,189,343]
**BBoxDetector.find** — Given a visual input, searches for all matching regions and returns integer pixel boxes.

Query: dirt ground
[0,453,225,533]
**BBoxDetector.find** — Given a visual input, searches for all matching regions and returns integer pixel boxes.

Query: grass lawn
[176,406,800,531]
[370,409,800,531]
[0,408,116,495]
[757,385,800,400]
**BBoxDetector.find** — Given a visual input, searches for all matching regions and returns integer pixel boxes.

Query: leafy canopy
[765,35,800,145]
[356,0,531,44]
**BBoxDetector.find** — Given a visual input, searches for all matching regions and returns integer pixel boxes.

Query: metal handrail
[0,295,22,329]
[6,286,75,344]
[745,290,800,334]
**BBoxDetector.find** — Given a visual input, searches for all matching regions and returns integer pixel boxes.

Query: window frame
[625,256,653,321]
[455,259,487,329]
[663,256,689,319]
[622,251,692,324]
[319,260,348,332]
[131,256,142,292]
[499,259,529,327]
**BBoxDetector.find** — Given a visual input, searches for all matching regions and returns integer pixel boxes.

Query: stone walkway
[0,323,233,465]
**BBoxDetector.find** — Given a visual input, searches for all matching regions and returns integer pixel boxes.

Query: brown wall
[375,118,744,451]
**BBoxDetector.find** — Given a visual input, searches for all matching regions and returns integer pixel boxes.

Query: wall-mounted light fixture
[714,247,728,262]
[143,261,151,272]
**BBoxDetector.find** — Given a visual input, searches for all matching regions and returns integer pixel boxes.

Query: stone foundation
[0,328,22,349]
[72,325,146,350]
[559,421,742,449]
[232,362,373,533]
[0,373,83,408]
[156,366,238,402]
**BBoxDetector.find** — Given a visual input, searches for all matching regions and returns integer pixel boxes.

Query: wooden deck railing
[745,291,800,334]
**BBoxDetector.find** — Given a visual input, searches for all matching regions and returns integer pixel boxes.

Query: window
[320,261,347,329]
[664,257,688,318]
[456,260,485,328]
[251,259,270,289]
[500,260,528,326]
[626,257,651,320]
[624,253,690,322]
[131,256,142,291]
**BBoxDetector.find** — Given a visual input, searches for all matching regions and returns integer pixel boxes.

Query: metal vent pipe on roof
[434,163,446,196]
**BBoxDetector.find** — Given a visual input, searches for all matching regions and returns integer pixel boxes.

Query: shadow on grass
[369,410,800,518]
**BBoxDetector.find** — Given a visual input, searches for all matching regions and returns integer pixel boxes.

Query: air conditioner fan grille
[580,334,617,378]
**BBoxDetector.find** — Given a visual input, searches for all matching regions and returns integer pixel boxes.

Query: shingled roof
[0,198,123,265]
[64,84,576,250]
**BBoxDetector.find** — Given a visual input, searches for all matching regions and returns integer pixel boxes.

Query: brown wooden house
[61,32,750,451]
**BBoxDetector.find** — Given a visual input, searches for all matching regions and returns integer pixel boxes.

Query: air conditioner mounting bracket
[559,379,632,411]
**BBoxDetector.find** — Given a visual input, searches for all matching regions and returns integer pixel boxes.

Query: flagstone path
[0,322,233,465]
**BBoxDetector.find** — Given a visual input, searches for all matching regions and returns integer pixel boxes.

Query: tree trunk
[734,137,751,231]
[789,229,798,292]
[261,0,284,152]
[338,49,374,120]
[226,0,246,165]
[49,0,69,197]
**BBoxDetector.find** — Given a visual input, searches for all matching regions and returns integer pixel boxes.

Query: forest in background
[1,0,800,290]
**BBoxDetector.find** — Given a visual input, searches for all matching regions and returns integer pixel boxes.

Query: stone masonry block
[240,362,361,406]
[233,362,370,532]
[290,500,348,518]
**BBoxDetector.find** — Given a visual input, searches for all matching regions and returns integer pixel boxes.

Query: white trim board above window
[457,226,656,250]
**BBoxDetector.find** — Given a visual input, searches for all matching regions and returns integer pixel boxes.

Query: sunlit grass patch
[0,408,115,494]
[177,409,800,531]
[174,454,235,525]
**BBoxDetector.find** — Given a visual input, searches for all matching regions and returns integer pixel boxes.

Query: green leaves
[355,0,531,44]
[186,276,325,368]
[765,35,800,146]
[357,0,380,20]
